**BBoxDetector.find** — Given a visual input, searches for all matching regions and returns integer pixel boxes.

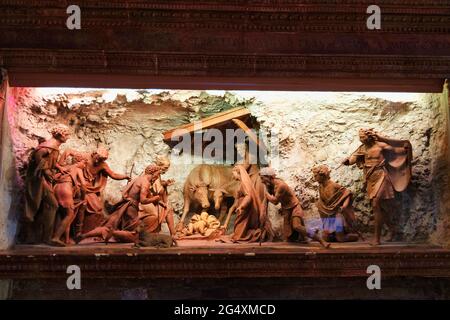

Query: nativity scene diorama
[15,89,418,250]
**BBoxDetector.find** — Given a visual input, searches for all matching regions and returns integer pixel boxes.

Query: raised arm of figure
[161,179,175,187]
[380,142,408,154]
[342,153,359,166]
[102,163,130,181]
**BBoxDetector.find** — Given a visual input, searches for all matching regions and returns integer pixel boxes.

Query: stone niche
[2,87,450,248]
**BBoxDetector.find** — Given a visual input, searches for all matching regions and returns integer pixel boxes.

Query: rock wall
[5,88,450,243]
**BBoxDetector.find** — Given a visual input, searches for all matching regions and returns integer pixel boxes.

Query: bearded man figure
[76,165,174,243]
[60,147,131,236]
[260,167,330,248]
[342,128,412,245]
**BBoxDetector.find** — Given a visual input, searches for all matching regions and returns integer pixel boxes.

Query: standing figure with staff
[341,128,412,245]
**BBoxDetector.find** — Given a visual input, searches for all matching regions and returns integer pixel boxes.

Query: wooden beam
[231,118,267,152]
[163,107,251,142]
[7,73,446,93]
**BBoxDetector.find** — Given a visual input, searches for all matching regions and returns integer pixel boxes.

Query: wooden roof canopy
[163,107,251,146]
[163,107,267,159]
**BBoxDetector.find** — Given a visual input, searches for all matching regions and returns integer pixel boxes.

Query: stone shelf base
[0,242,449,280]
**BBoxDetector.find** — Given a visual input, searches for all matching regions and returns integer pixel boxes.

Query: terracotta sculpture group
[175,128,411,247]
[21,125,176,246]
[22,126,412,247]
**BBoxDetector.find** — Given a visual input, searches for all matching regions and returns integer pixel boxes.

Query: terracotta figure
[181,212,221,237]
[50,153,88,246]
[152,156,176,236]
[137,163,176,239]
[260,167,330,248]
[66,147,130,236]
[77,165,171,243]
[229,165,271,243]
[241,148,268,219]
[22,125,70,244]
[312,165,360,243]
[241,144,275,239]
[342,128,412,245]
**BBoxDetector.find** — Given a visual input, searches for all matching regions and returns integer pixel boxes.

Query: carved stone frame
[0,1,449,282]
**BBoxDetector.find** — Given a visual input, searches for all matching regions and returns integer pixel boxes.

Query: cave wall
[5,88,450,243]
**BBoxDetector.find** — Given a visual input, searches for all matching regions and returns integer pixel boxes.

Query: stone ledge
[0,243,449,280]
